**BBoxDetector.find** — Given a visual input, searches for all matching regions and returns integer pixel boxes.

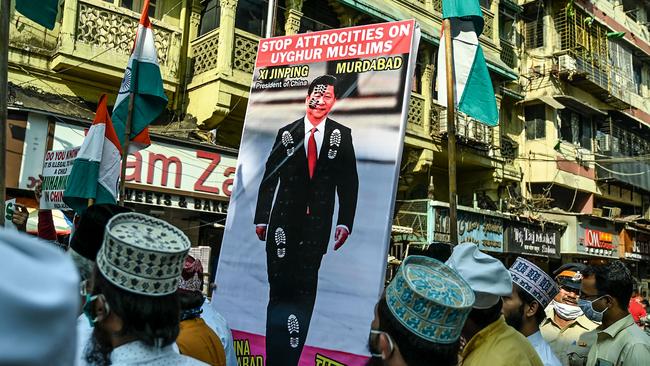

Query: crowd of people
[1,200,650,365]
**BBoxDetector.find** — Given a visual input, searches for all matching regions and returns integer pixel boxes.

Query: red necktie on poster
[308,128,317,178]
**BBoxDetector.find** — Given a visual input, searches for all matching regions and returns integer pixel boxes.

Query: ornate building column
[217,0,238,75]
[284,0,304,35]
[421,50,435,136]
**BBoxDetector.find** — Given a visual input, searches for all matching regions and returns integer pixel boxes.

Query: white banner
[40,147,80,210]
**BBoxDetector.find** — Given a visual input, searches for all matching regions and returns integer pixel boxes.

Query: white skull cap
[445,243,512,309]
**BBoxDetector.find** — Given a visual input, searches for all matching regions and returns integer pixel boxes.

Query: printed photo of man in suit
[254,75,359,365]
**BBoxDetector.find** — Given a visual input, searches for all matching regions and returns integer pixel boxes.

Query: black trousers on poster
[264,224,325,366]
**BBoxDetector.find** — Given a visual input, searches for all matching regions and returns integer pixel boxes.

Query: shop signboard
[431,205,504,252]
[214,20,420,365]
[577,219,619,258]
[505,222,562,258]
[50,122,237,197]
[122,187,229,214]
[620,228,650,261]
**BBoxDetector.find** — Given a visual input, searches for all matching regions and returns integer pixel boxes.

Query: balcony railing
[407,93,426,134]
[190,27,259,77]
[75,0,178,68]
[55,0,182,83]
[233,29,259,74]
[500,40,517,69]
[482,8,495,41]
[192,29,220,75]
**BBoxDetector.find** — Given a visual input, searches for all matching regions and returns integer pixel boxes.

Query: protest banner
[214,20,420,365]
[41,147,80,210]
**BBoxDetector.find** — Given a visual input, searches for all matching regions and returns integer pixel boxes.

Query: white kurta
[110,341,207,365]
[528,330,562,366]
[202,299,238,366]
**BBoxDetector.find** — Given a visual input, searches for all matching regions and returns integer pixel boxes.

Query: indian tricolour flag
[436,0,498,126]
[112,0,168,151]
[63,95,122,213]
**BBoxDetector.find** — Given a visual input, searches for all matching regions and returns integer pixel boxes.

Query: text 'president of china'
[254,75,359,365]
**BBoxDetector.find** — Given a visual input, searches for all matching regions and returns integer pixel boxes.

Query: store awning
[554,95,607,116]
[338,0,518,81]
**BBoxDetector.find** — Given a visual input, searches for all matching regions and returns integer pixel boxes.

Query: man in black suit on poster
[254,75,359,365]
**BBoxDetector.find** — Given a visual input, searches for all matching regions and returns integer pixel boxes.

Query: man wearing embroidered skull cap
[367,255,475,366]
[254,74,359,365]
[540,263,597,366]
[503,257,562,366]
[83,213,207,365]
[445,243,543,366]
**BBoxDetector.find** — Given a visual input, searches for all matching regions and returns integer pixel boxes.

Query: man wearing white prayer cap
[445,243,543,366]
[0,229,80,365]
[503,257,562,366]
[83,213,207,365]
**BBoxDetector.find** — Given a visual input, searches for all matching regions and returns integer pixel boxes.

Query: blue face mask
[578,296,608,323]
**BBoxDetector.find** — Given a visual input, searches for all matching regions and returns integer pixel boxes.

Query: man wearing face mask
[541,263,598,365]
[367,255,475,366]
[83,212,206,365]
[580,261,650,366]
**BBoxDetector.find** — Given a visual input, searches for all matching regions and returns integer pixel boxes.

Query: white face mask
[552,300,583,320]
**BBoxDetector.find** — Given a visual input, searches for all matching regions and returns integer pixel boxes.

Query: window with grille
[523,1,544,49]
[525,104,545,140]
[525,19,543,49]
[559,110,593,150]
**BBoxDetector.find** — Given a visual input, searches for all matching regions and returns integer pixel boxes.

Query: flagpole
[118,77,136,207]
[443,18,458,246]
[265,0,276,38]
[0,0,10,225]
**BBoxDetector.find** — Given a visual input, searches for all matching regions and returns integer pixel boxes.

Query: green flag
[15,0,60,30]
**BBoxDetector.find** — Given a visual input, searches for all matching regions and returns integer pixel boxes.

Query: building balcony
[52,0,183,91]
[186,27,260,130]
[406,93,430,139]
[554,9,632,109]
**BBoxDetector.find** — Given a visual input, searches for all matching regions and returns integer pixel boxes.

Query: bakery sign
[124,142,237,198]
[123,187,229,214]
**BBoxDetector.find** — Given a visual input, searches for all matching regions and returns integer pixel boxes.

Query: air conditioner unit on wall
[558,55,577,72]
[597,134,612,152]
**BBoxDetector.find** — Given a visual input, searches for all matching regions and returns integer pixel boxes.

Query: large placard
[214,20,420,365]
[40,147,80,210]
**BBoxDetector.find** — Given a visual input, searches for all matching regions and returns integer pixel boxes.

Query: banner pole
[443,18,458,246]
[265,0,276,38]
[0,0,9,225]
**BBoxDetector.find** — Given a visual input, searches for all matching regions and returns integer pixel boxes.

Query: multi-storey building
[516,0,650,285]
[6,0,236,274]
[5,0,650,290]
